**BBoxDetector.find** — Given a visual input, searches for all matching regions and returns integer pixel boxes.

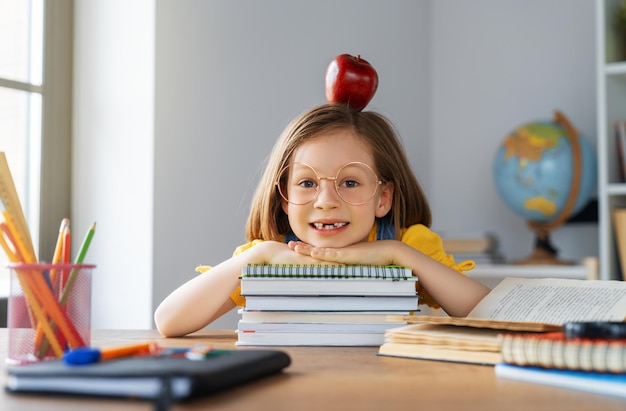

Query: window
[0,0,72,281]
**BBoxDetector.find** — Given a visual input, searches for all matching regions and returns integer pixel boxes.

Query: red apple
[325,54,378,111]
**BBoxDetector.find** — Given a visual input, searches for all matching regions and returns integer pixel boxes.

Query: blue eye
[299,179,318,189]
[341,179,360,189]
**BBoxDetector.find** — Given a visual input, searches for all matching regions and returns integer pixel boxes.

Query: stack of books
[236,264,419,346]
[496,330,626,399]
[378,277,626,366]
[438,231,505,265]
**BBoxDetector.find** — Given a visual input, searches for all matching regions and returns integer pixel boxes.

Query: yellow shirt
[196,223,474,309]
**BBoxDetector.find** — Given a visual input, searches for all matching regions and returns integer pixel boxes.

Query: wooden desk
[0,329,623,411]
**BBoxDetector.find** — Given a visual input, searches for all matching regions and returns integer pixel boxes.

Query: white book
[237,320,404,333]
[243,295,420,312]
[241,277,417,296]
[236,330,386,346]
[239,310,411,323]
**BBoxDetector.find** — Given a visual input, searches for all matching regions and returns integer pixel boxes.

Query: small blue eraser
[63,347,102,365]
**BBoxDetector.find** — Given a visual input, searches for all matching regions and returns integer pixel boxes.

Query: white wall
[73,0,597,329]
[153,0,430,329]
[73,1,155,328]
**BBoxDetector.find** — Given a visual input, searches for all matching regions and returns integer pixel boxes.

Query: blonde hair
[245,103,431,241]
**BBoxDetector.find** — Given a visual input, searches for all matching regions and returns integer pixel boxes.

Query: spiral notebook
[240,264,417,296]
[242,264,413,279]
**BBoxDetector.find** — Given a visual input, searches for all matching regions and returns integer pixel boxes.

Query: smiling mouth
[311,222,348,230]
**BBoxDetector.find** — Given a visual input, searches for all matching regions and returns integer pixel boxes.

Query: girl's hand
[288,240,403,266]
[290,239,491,318]
[254,240,341,266]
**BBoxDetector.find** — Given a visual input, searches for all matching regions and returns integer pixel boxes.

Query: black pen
[564,322,626,340]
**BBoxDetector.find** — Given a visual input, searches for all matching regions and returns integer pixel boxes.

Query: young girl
[154,103,490,337]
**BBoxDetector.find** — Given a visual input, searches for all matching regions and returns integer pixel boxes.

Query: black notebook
[6,349,291,403]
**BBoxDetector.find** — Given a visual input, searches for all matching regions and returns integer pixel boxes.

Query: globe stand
[513,229,574,266]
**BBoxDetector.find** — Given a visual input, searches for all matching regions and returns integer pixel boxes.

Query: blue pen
[63,342,155,365]
[63,342,193,366]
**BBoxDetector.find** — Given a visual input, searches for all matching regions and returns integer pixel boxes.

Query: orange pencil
[37,218,71,354]
[0,222,24,262]
[3,219,83,350]
[49,218,69,285]
[16,274,64,357]
[61,221,71,287]
[26,267,84,348]
[63,342,156,365]
[1,246,65,356]
[2,210,35,263]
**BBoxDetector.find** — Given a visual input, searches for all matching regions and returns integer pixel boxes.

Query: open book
[379,277,626,365]
[391,277,626,331]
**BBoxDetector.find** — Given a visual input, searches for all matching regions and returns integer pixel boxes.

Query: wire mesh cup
[6,263,95,364]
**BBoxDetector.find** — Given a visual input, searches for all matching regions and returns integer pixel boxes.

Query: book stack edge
[236,264,419,346]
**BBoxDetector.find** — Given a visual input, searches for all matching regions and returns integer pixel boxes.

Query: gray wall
[429,1,597,262]
[153,0,431,328]
[74,0,597,329]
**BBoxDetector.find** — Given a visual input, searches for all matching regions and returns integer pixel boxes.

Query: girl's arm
[290,240,490,317]
[154,241,328,337]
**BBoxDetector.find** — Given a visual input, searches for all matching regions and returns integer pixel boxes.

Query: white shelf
[470,262,593,281]
[607,183,626,195]
[605,61,626,75]
[596,0,626,280]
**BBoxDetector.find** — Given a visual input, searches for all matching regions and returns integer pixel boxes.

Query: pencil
[35,218,69,352]
[59,222,96,307]
[61,221,71,287]
[0,223,21,262]
[39,222,96,357]
[1,220,70,355]
[63,341,155,365]
[49,218,69,285]
[2,211,35,263]
[52,218,69,263]
[62,220,70,263]
[74,222,96,264]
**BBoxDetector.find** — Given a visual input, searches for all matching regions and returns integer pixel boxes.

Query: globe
[493,111,597,263]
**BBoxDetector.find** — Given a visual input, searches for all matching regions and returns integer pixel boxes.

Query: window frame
[37,0,72,261]
[0,1,73,262]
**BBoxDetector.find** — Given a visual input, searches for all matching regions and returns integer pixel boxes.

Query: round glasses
[276,162,383,205]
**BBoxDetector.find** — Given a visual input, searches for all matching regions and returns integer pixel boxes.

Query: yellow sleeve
[400,224,475,308]
[196,239,265,308]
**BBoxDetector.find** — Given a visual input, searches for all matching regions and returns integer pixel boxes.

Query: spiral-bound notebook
[242,264,413,279]
[240,264,417,296]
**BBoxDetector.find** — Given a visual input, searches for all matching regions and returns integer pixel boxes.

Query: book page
[467,277,626,325]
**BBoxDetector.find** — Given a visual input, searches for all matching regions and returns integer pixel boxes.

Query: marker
[63,341,155,365]
[564,322,626,340]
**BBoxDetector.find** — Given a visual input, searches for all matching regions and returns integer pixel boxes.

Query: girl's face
[280,130,393,248]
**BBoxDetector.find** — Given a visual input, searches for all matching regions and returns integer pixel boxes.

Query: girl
[154,103,490,337]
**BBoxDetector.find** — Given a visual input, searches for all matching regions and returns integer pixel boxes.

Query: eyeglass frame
[275,161,384,205]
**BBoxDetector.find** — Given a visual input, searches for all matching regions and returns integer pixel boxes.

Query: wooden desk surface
[0,328,624,411]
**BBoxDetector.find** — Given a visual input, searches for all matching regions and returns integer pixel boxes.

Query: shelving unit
[471,263,594,281]
[470,259,597,289]
[597,0,626,280]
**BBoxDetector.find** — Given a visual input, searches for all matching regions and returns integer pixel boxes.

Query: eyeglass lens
[278,162,380,205]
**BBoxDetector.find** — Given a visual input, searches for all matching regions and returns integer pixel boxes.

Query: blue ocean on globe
[493,117,597,225]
